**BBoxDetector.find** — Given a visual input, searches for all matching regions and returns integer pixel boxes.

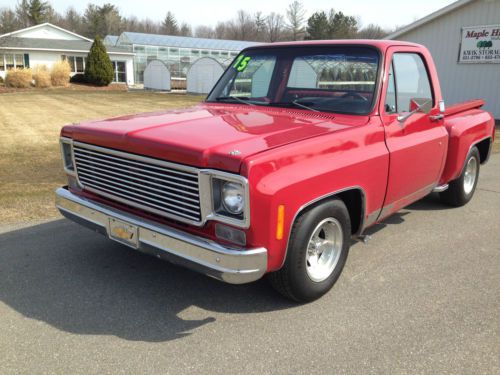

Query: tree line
[0,0,391,41]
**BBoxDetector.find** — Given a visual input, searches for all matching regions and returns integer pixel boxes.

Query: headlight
[221,181,244,214]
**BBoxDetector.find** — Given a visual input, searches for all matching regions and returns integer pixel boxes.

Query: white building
[0,23,135,85]
[386,0,500,119]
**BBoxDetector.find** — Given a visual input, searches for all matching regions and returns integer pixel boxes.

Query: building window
[15,54,24,68]
[63,55,86,73]
[112,61,127,83]
[0,53,28,71]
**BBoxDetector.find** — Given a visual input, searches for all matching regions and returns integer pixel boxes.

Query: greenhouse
[107,32,260,85]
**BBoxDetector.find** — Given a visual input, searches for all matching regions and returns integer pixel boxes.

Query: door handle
[429,114,444,121]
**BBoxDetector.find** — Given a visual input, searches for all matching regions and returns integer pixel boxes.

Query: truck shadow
[0,219,295,343]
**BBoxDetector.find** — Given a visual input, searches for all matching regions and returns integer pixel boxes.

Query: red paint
[61,40,495,273]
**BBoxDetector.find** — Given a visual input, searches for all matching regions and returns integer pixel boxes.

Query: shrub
[85,36,114,86]
[51,60,71,86]
[5,68,32,88]
[70,73,87,84]
[33,65,51,88]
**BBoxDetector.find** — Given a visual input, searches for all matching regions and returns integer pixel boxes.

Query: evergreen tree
[162,11,178,35]
[84,36,114,86]
[306,9,358,40]
[305,11,330,40]
[15,0,51,27]
[328,10,357,38]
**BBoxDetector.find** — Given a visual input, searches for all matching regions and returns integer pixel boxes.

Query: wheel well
[299,189,364,235]
[475,138,492,163]
[335,189,363,235]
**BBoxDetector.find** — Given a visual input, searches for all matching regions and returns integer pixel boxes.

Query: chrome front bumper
[55,187,267,284]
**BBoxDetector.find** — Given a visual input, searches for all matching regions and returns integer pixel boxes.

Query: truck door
[379,47,448,218]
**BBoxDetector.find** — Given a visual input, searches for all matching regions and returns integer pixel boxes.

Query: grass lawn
[0,90,203,225]
[0,90,498,225]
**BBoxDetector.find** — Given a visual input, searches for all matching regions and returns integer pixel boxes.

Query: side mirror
[398,98,433,124]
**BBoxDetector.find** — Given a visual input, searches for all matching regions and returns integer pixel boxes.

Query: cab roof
[244,39,424,52]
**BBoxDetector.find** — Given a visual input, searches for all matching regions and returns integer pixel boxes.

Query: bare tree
[266,12,284,42]
[229,10,256,40]
[254,12,266,41]
[286,1,305,40]
[357,23,389,39]
[214,22,227,39]
[60,7,84,35]
[194,25,215,38]
[0,8,18,33]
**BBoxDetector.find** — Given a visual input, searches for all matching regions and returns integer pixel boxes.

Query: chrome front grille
[73,142,202,223]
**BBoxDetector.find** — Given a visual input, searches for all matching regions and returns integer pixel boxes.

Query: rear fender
[439,110,494,184]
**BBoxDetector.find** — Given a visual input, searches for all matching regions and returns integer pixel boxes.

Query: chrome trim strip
[60,137,77,176]
[281,186,367,268]
[55,187,267,284]
[200,170,251,229]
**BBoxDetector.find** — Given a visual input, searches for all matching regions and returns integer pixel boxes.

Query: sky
[1,0,458,30]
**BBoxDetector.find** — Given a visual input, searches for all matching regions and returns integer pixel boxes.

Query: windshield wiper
[271,99,319,112]
[290,99,319,112]
[215,96,255,106]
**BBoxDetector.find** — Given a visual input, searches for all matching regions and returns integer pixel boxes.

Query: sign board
[459,24,500,63]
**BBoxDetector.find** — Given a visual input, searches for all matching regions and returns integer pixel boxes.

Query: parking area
[0,155,498,374]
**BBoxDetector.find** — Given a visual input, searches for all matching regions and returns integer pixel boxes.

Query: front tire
[268,199,351,302]
[440,147,480,207]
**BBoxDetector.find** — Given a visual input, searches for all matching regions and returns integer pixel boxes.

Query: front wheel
[268,199,351,302]
[440,146,480,207]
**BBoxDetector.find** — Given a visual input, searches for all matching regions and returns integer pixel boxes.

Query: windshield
[206,46,380,115]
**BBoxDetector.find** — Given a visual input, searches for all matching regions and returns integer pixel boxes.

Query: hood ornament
[229,150,241,156]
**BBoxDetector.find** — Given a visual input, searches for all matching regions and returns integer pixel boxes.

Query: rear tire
[268,199,351,303]
[440,146,480,207]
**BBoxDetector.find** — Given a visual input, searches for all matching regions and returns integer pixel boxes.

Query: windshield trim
[205,44,383,116]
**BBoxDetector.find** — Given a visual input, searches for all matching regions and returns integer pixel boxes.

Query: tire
[268,199,351,302]
[440,146,480,207]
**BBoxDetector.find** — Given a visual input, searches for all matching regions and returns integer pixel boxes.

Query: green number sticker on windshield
[233,55,251,72]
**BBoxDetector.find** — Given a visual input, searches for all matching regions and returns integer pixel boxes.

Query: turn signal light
[276,205,285,240]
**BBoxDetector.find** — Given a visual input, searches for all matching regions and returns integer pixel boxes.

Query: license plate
[108,217,139,249]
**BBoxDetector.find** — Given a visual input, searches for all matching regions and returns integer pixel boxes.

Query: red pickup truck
[56,40,495,302]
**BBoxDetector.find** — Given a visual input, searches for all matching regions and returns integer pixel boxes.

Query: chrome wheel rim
[305,218,343,282]
[463,156,478,195]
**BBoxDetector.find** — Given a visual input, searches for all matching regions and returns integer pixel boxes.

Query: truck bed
[445,99,485,117]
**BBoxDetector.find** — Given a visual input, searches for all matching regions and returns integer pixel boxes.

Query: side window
[385,63,396,113]
[393,53,432,113]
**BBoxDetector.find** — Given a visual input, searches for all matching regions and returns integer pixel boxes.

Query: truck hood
[63,103,368,173]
